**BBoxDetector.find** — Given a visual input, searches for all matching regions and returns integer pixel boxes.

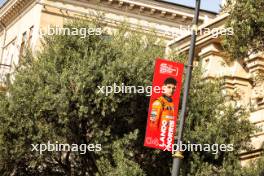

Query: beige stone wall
[0,1,42,90]
[37,0,210,43]
[197,48,264,165]
[0,0,217,91]
[168,13,264,165]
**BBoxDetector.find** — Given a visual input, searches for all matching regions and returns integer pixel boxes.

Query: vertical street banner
[144,58,184,151]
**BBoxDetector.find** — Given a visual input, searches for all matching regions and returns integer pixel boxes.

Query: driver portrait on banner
[149,77,177,132]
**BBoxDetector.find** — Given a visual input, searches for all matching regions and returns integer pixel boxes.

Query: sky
[0,0,6,7]
[0,0,221,12]
[164,0,222,13]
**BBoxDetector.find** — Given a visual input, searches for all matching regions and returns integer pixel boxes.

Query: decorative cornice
[40,3,173,40]
[0,0,217,33]
[0,0,35,28]
[245,54,264,74]
[223,75,251,84]
[239,148,263,161]
[95,0,208,24]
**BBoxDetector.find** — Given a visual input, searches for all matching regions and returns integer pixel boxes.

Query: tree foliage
[0,18,260,175]
[242,154,264,176]
[170,54,257,175]
[181,68,256,175]
[0,19,167,176]
[223,0,264,59]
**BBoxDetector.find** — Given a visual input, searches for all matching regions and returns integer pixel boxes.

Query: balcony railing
[0,64,11,89]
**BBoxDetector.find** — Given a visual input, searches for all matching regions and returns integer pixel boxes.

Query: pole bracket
[184,64,193,68]
[172,151,184,159]
[192,24,198,32]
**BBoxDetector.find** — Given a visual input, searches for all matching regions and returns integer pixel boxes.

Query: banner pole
[171,0,201,176]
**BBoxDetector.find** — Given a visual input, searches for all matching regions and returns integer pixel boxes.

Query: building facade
[167,12,264,165]
[1,0,262,166]
[0,0,216,91]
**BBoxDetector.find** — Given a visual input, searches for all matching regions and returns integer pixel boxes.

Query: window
[28,26,34,47]
[0,39,16,83]
[2,38,16,66]
[19,31,27,57]
[19,26,34,58]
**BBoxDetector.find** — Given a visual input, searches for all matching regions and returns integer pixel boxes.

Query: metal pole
[171,0,201,176]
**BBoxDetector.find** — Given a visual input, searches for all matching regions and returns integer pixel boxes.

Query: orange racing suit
[149,95,175,131]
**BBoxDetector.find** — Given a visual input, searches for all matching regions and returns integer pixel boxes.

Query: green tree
[241,153,264,176]
[180,68,256,175]
[222,1,264,175]
[223,0,264,60]
[169,54,257,175]
[0,19,168,176]
[0,18,258,176]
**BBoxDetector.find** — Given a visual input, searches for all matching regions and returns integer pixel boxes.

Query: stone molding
[0,0,217,32]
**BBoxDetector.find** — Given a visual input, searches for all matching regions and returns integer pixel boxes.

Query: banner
[144,58,184,151]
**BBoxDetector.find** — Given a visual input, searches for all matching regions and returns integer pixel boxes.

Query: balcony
[0,63,11,91]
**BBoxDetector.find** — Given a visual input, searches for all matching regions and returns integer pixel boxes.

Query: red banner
[144,58,184,151]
